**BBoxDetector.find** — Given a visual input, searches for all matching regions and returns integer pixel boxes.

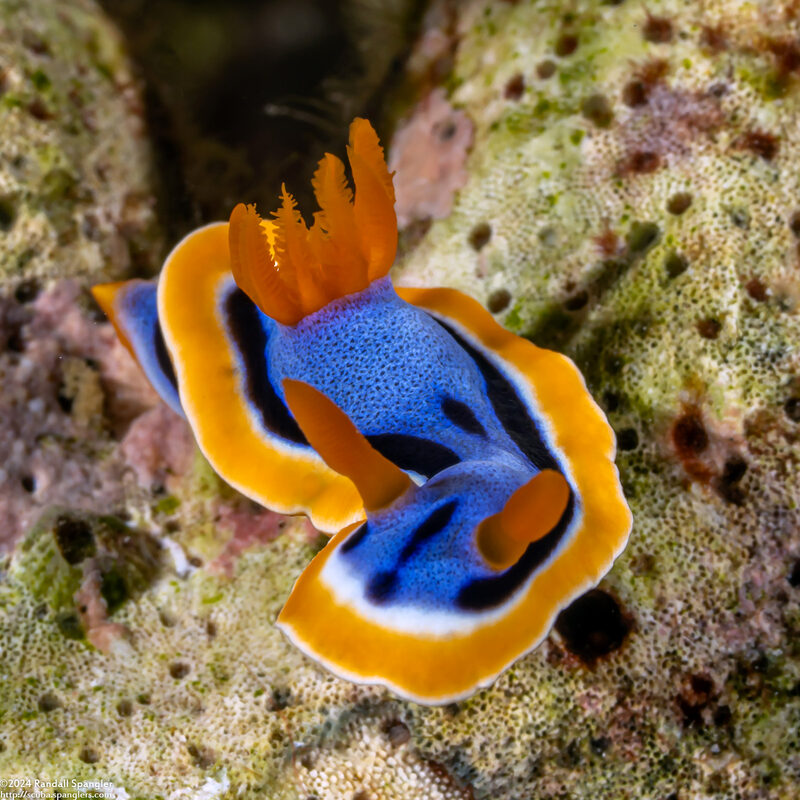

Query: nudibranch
[93,119,631,704]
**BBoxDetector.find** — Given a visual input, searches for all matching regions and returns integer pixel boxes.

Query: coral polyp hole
[555,33,579,57]
[696,318,721,339]
[169,662,190,679]
[602,391,620,412]
[713,705,732,726]
[504,73,525,100]
[672,412,708,457]
[665,251,689,278]
[788,560,800,588]
[721,457,747,485]
[622,80,648,107]
[717,456,747,505]
[616,428,639,451]
[38,692,61,712]
[54,515,95,565]
[666,192,692,215]
[0,196,17,231]
[784,397,800,422]
[789,211,800,238]
[14,278,41,304]
[581,94,613,128]
[536,60,556,79]
[554,589,631,664]
[20,474,35,493]
[116,699,133,717]
[746,278,768,301]
[469,222,492,251]
[590,736,610,756]
[564,290,588,311]
[79,747,100,764]
[433,119,457,142]
[626,221,660,253]
[643,15,673,44]
[627,151,661,174]
[488,288,511,313]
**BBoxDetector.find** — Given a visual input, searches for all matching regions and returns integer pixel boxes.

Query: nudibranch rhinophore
[93,118,632,704]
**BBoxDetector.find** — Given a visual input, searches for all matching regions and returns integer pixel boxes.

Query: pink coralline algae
[389,88,473,227]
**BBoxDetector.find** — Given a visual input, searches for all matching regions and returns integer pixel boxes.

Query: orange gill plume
[229,118,397,326]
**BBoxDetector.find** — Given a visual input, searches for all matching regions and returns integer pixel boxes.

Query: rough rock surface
[0,0,160,288]
[2,1,800,799]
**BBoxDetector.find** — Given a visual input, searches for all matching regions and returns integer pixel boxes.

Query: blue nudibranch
[93,119,631,704]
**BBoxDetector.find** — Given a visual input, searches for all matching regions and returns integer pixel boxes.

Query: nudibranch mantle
[93,118,631,704]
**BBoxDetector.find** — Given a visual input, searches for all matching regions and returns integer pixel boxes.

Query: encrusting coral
[2,0,800,798]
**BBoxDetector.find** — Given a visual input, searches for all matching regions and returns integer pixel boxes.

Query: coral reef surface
[0,0,160,287]
[2,1,800,799]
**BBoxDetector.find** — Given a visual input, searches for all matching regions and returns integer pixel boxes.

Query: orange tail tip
[477,469,570,570]
[228,118,397,326]
[91,281,134,353]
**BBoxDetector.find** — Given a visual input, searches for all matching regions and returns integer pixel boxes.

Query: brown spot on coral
[593,225,621,258]
[622,150,661,174]
[468,221,492,251]
[643,14,673,44]
[766,36,800,77]
[187,743,216,769]
[667,192,692,215]
[116,699,133,716]
[79,747,99,764]
[27,98,54,121]
[504,72,525,100]
[701,25,729,53]
[581,94,614,128]
[622,80,648,107]
[536,59,556,79]
[672,411,709,456]
[671,409,713,481]
[169,662,190,679]
[737,130,779,161]
[745,277,768,301]
[38,692,61,713]
[623,59,669,107]
[487,288,511,313]
[554,589,632,665]
[617,84,722,176]
[555,33,579,57]
[696,318,721,339]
